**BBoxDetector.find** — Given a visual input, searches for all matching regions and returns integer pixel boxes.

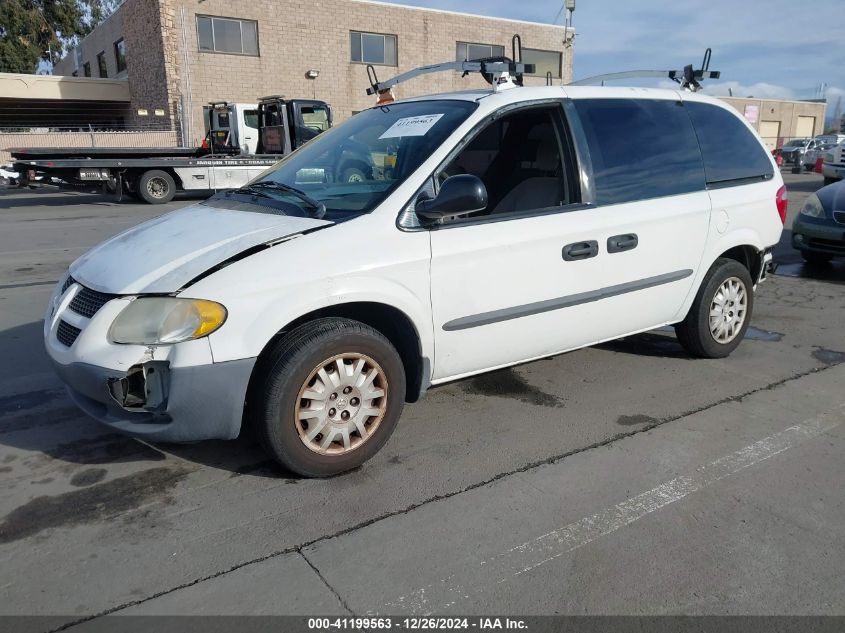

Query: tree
[0,0,119,74]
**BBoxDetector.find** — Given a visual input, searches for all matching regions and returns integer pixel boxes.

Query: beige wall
[54,7,128,79]
[54,0,571,145]
[720,96,827,148]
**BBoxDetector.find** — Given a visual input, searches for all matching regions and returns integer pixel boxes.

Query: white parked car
[45,85,785,476]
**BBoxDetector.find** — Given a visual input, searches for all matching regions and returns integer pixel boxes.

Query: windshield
[248,100,477,218]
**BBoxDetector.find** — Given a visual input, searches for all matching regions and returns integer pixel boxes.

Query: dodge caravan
[45,85,785,476]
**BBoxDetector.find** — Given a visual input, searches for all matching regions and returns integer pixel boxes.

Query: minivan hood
[70,203,332,294]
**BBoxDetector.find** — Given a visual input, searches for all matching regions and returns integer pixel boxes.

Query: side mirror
[416,175,488,221]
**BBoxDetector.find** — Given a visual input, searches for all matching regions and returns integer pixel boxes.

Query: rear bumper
[50,356,256,442]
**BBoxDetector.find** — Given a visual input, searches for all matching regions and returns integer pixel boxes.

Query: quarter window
[113,38,126,73]
[456,42,505,61]
[96,51,107,77]
[685,102,774,185]
[573,98,705,205]
[522,48,562,78]
[350,31,397,66]
[197,16,259,55]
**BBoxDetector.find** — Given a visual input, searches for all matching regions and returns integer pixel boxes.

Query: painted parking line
[382,405,845,615]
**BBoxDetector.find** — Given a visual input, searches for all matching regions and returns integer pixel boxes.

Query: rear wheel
[675,258,754,359]
[801,250,834,265]
[138,169,176,204]
[250,318,406,477]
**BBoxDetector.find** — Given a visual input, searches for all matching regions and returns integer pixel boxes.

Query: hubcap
[146,177,168,198]
[346,172,364,183]
[709,276,747,344]
[295,353,388,455]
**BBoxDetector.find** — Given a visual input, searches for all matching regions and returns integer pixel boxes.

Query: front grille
[69,285,117,318]
[834,211,845,225]
[56,320,82,347]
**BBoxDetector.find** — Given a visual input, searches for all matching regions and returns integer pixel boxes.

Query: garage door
[795,115,815,139]
[759,121,781,153]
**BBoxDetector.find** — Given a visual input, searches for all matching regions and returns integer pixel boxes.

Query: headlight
[110,297,227,344]
[799,194,825,218]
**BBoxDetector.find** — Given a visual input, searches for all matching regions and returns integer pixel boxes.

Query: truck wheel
[341,166,368,183]
[138,170,176,204]
[250,317,406,477]
[674,258,754,359]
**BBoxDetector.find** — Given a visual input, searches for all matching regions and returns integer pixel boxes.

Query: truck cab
[204,102,260,155]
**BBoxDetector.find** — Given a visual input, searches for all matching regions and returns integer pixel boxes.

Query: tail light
[775,185,788,224]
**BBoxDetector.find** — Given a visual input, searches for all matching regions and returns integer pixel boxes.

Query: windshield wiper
[249,181,327,219]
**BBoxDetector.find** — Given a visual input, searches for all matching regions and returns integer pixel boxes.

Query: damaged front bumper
[49,356,256,443]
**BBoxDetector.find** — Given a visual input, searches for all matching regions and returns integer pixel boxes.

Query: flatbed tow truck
[9,96,336,204]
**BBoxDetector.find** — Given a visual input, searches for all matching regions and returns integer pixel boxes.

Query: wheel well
[255,302,427,403]
[718,245,762,281]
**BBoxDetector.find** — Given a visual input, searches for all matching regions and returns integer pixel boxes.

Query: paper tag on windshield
[379,114,444,139]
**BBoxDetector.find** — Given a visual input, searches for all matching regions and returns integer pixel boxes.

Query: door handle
[607,233,638,253]
[562,240,599,261]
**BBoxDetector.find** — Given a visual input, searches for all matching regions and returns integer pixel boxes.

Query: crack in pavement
[299,550,355,616]
[45,359,843,632]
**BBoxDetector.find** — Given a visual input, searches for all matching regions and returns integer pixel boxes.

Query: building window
[197,16,259,56]
[114,38,126,73]
[83,62,91,77]
[522,48,562,79]
[96,51,107,77]
[456,42,505,62]
[350,31,397,66]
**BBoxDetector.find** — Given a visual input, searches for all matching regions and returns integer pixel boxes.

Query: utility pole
[561,0,576,84]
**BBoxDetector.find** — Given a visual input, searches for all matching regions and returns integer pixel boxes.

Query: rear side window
[573,99,705,205]
[685,102,774,185]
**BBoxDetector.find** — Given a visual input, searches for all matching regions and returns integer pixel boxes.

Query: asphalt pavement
[0,173,843,628]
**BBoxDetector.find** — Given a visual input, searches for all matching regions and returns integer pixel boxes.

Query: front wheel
[250,318,406,477]
[674,258,754,359]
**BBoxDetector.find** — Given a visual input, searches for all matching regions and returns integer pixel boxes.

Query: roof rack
[567,48,720,92]
[366,34,535,104]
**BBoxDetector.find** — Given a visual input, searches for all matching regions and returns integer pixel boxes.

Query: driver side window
[438,105,574,222]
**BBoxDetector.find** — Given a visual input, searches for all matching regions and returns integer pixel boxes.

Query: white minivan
[44,85,785,476]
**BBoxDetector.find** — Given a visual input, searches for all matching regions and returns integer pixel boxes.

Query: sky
[383,0,845,118]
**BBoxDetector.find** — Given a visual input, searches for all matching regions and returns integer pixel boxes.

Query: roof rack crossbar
[365,60,535,96]
[567,48,720,92]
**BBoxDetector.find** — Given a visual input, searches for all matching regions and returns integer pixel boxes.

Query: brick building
[53,0,573,145]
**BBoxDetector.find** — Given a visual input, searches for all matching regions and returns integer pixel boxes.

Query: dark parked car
[792,180,845,263]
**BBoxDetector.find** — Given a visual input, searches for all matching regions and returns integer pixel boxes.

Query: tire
[801,250,833,265]
[250,317,406,477]
[340,166,368,183]
[674,258,754,359]
[138,169,176,204]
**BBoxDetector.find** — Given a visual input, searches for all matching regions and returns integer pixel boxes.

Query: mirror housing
[415,175,488,221]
